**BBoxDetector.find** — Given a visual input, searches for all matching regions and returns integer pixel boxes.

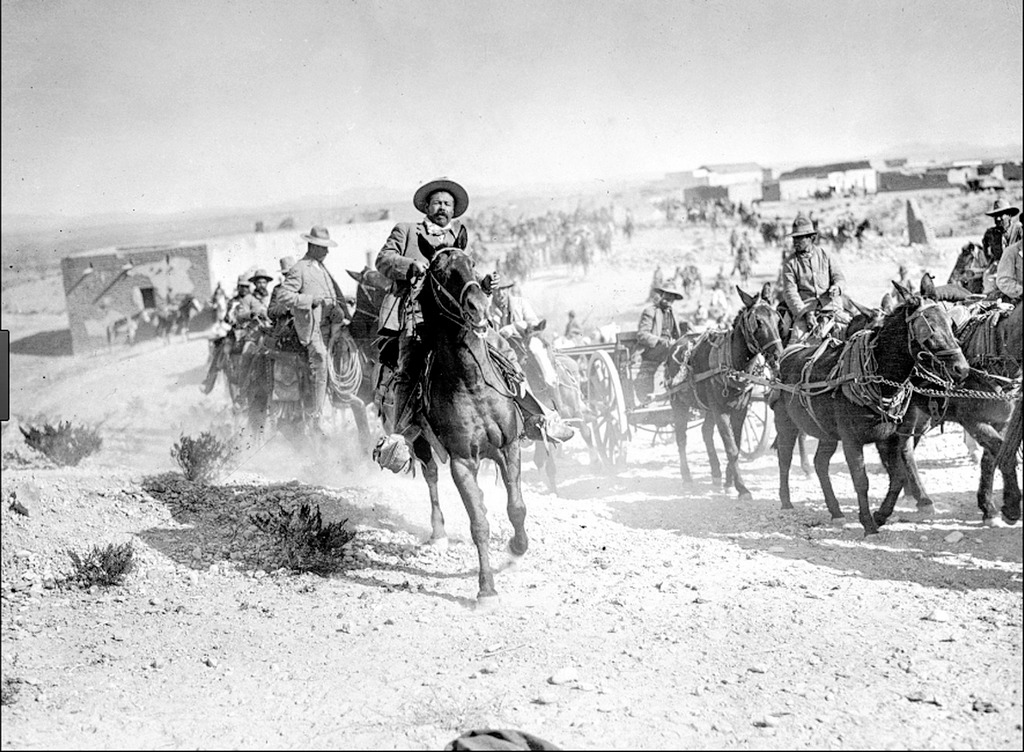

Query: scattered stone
[576,682,597,692]
[337,621,354,634]
[383,618,395,626]
[479,664,499,675]
[923,609,952,623]
[149,597,163,607]
[204,656,219,668]
[191,547,203,560]
[906,691,942,706]
[972,698,998,713]
[748,665,767,674]
[187,572,199,586]
[943,531,964,544]
[548,667,579,685]
[150,658,167,670]
[533,692,560,706]
[753,715,780,728]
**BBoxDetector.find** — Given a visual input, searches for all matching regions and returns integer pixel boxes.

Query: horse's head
[424,245,490,336]
[887,277,969,383]
[735,282,784,365]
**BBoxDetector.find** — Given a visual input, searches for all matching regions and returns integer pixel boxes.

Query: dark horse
[773,277,970,535]
[667,283,784,499]
[896,299,1023,526]
[405,245,529,607]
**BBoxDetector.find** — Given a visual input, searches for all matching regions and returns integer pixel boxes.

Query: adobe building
[60,221,392,353]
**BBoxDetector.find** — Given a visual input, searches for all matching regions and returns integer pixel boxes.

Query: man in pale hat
[373,179,571,467]
[200,274,255,394]
[979,198,1022,294]
[270,226,351,425]
[235,268,274,324]
[781,214,846,340]
[635,282,687,403]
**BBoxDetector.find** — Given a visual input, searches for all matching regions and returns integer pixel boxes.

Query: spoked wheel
[740,394,775,461]
[586,351,629,470]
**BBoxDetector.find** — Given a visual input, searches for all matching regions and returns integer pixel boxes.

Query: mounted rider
[269,226,351,426]
[981,199,1022,296]
[635,282,687,404]
[200,274,254,394]
[373,178,573,462]
[781,214,847,340]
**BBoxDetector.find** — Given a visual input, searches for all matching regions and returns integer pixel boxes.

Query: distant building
[691,162,764,204]
[60,220,393,353]
[777,160,877,200]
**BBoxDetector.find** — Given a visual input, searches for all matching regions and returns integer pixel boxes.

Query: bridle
[425,248,484,329]
[736,300,783,362]
[905,300,963,385]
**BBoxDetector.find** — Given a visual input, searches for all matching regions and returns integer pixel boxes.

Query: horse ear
[892,280,912,302]
[850,299,872,317]
[345,269,363,283]
[455,225,468,251]
[920,272,937,299]
[760,282,772,301]
[736,286,756,308]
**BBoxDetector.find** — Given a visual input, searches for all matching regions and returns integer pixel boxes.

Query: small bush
[171,431,236,484]
[250,503,355,575]
[1,677,21,706]
[20,421,102,466]
[66,542,136,588]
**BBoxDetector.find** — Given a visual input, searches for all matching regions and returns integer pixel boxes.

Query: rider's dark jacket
[376,219,469,335]
[781,244,845,320]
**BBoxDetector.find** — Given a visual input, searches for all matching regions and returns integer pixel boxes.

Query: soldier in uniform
[201,274,254,394]
[781,215,846,340]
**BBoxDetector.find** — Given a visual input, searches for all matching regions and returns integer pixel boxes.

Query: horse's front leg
[450,456,496,603]
[841,439,878,535]
[497,440,529,557]
[672,399,693,484]
[812,438,844,522]
[895,424,935,516]
[413,436,447,548]
[700,411,721,482]
[962,419,1007,524]
[874,436,906,528]
[723,408,752,501]
[775,405,798,510]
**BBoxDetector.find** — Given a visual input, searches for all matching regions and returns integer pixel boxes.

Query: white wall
[206,220,393,299]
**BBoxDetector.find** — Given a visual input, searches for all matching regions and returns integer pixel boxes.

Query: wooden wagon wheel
[740,391,775,461]
[586,350,629,470]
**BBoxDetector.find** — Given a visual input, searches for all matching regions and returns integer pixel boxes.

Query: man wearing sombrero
[201,274,254,394]
[635,282,687,403]
[980,198,1022,293]
[373,178,572,464]
[272,226,351,425]
[781,214,846,340]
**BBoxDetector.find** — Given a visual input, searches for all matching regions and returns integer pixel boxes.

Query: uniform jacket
[271,256,350,346]
[996,240,1023,300]
[982,220,1023,266]
[637,303,681,361]
[235,289,269,324]
[493,293,540,338]
[782,245,846,319]
[375,219,469,333]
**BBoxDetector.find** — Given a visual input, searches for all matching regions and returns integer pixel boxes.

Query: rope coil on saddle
[834,329,914,422]
[326,327,363,405]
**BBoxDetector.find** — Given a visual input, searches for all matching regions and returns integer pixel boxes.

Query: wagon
[555,329,776,469]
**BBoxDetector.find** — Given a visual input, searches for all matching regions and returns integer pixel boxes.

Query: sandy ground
[1,191,1022,750]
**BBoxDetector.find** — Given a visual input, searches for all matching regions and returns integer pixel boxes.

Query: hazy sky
[2,0,1022,218]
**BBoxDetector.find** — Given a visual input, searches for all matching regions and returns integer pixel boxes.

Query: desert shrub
[19,421,102,466]
[1,677,21,706]
[250,503,355,575]
[66,542,136,588]
[171,431,235,484]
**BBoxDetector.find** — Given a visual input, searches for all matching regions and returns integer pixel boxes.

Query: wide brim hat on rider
[248,268,274,283]
[300,225,337,247]
[788,215,817,238]
[985,198,1020,218]
[413,178,469,218]
[235,274,253,288]
[653,283,685,300]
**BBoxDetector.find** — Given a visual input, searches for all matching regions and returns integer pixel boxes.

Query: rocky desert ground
[1,188,1021,750]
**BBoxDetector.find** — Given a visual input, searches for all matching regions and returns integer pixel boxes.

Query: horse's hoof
[738,492,753,503]
[910,504,935,521]
[508,539,528,558]
[425,537,449,552]
[475,594,501,613]
[985,517,1011,528]
[830,516,846,528]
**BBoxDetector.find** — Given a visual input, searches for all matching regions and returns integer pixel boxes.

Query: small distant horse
[773,276,970,535]
[412,242,530,606]
[153,295,202,342]
[896,300,1023,526]
[106,311,144,347]
[667,283,785,499]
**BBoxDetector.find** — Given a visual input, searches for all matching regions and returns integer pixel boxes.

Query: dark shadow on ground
[10,329,73,357]
[605,487,1023,593]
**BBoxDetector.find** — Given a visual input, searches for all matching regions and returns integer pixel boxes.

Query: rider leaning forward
[373,178,573,467]
[781,214,846,340]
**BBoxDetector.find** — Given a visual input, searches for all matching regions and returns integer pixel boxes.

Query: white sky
[2,0,1022,217]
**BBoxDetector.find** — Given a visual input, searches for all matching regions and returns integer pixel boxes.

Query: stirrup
[372,434,414,474]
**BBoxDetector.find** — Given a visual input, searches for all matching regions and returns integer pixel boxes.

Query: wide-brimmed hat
[413,178,469,218]
[301,225,337,247]
[235,274,253,288]
[788,215,817,237]
[494,278,518,290]
[985,198,1020,217]
[249,268,274,283]
[654,283,685,299]
[279,256,296,272]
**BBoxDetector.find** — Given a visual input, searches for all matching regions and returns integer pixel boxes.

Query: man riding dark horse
[781,214,848,341]
[372,178,573,472]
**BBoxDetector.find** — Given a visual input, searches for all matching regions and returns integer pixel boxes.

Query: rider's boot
[200,341,224,394]
[373,379,417,473]
[515,381,574,443]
